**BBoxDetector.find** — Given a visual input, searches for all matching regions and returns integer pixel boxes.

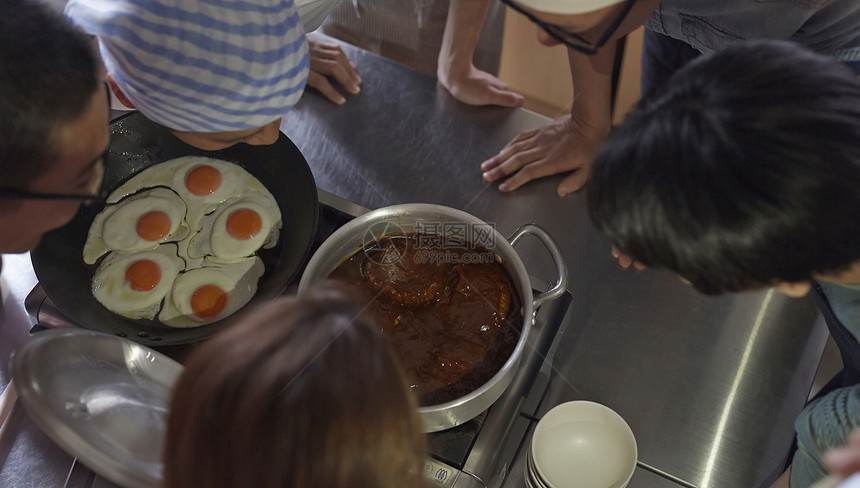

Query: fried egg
[91,244,184,320]
[83,187,189,264]
[185,192,282,260]
[107,156,272,230]
[85,156,279,326]
[158,257,265,328]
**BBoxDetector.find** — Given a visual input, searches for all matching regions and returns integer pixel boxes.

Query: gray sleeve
[791,386,860,488]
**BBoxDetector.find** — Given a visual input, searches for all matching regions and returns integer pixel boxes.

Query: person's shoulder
[818,281,860,300]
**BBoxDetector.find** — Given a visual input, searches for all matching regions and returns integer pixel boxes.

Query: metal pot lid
[12,329,182,488]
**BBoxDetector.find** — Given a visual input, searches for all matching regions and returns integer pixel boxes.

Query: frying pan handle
[508,224,569,308]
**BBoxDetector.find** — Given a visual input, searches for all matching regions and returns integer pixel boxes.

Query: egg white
[185,192,282,261]
[91,244,184,320]
[83,187,189,264]
[107,156,272,231]
[86,156,279,326]
[158,257,265,328]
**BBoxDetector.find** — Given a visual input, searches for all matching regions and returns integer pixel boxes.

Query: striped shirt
[67,0,310,132]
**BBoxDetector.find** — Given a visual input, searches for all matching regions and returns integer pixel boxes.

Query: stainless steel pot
[298,203,568,432]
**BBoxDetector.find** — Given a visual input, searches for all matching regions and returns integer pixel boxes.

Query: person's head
[587,40,860,296]
[163,283,427,488]
[500,0,659,53]
[65,0,310,151]
[0,0,108,253]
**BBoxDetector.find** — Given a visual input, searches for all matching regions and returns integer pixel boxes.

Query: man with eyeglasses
[477,0,860,196]
[0,0,110,256]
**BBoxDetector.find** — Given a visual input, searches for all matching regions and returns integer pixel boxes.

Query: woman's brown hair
[163,283,427,488]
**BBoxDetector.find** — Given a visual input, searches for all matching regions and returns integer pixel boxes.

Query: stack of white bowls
[524,401,637,488]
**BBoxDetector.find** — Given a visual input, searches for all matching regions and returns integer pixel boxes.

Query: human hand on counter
[611,247,646,271]
[306,38,361,105]
[480,113,609,196]
[436,0,519,107]
[437,63,524,107]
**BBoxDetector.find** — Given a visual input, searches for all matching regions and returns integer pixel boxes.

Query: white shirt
[297,0,342,31]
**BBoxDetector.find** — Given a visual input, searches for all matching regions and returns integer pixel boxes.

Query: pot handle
[508,224,569,308]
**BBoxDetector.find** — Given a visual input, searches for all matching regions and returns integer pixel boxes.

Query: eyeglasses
[0,187,107,204]
[499,0,636,55]
[0,153,108,205]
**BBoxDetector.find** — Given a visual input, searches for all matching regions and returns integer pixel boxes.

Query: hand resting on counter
[480,113,608,196]
[306,35,362,105]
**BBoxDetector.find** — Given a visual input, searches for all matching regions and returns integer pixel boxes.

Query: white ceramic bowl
[526,445,550,488]
[530,401,637,488]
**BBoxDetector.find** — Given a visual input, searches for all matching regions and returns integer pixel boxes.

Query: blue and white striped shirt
[67,0,310,132]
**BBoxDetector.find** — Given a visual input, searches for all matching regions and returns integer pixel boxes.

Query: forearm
[438,0,493,76]
[567,42,616,136]
[770,468,791,488]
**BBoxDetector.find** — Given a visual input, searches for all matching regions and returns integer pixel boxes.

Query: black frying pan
[30,112,319,346]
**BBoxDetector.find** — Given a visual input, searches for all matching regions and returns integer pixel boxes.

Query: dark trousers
[640,29,701,97]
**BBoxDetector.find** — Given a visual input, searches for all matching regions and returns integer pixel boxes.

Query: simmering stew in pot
[329,233,522,406]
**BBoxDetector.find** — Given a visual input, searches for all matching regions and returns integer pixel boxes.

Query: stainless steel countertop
[0,37,827,488]
[280,37,827,488]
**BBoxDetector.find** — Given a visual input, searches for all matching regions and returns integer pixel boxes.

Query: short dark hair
[587,40,860,294]
[163,283,428,488]
[0,0,99,189]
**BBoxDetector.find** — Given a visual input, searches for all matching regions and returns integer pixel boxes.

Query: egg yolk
[136,211,172,241]
[191,285,228,319]
[185,165,222,196]
[226,208,262,240]
[125,259,162,291]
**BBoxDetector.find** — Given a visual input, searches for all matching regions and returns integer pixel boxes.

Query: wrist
[567,109,611,141]
[437,50,472,82]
